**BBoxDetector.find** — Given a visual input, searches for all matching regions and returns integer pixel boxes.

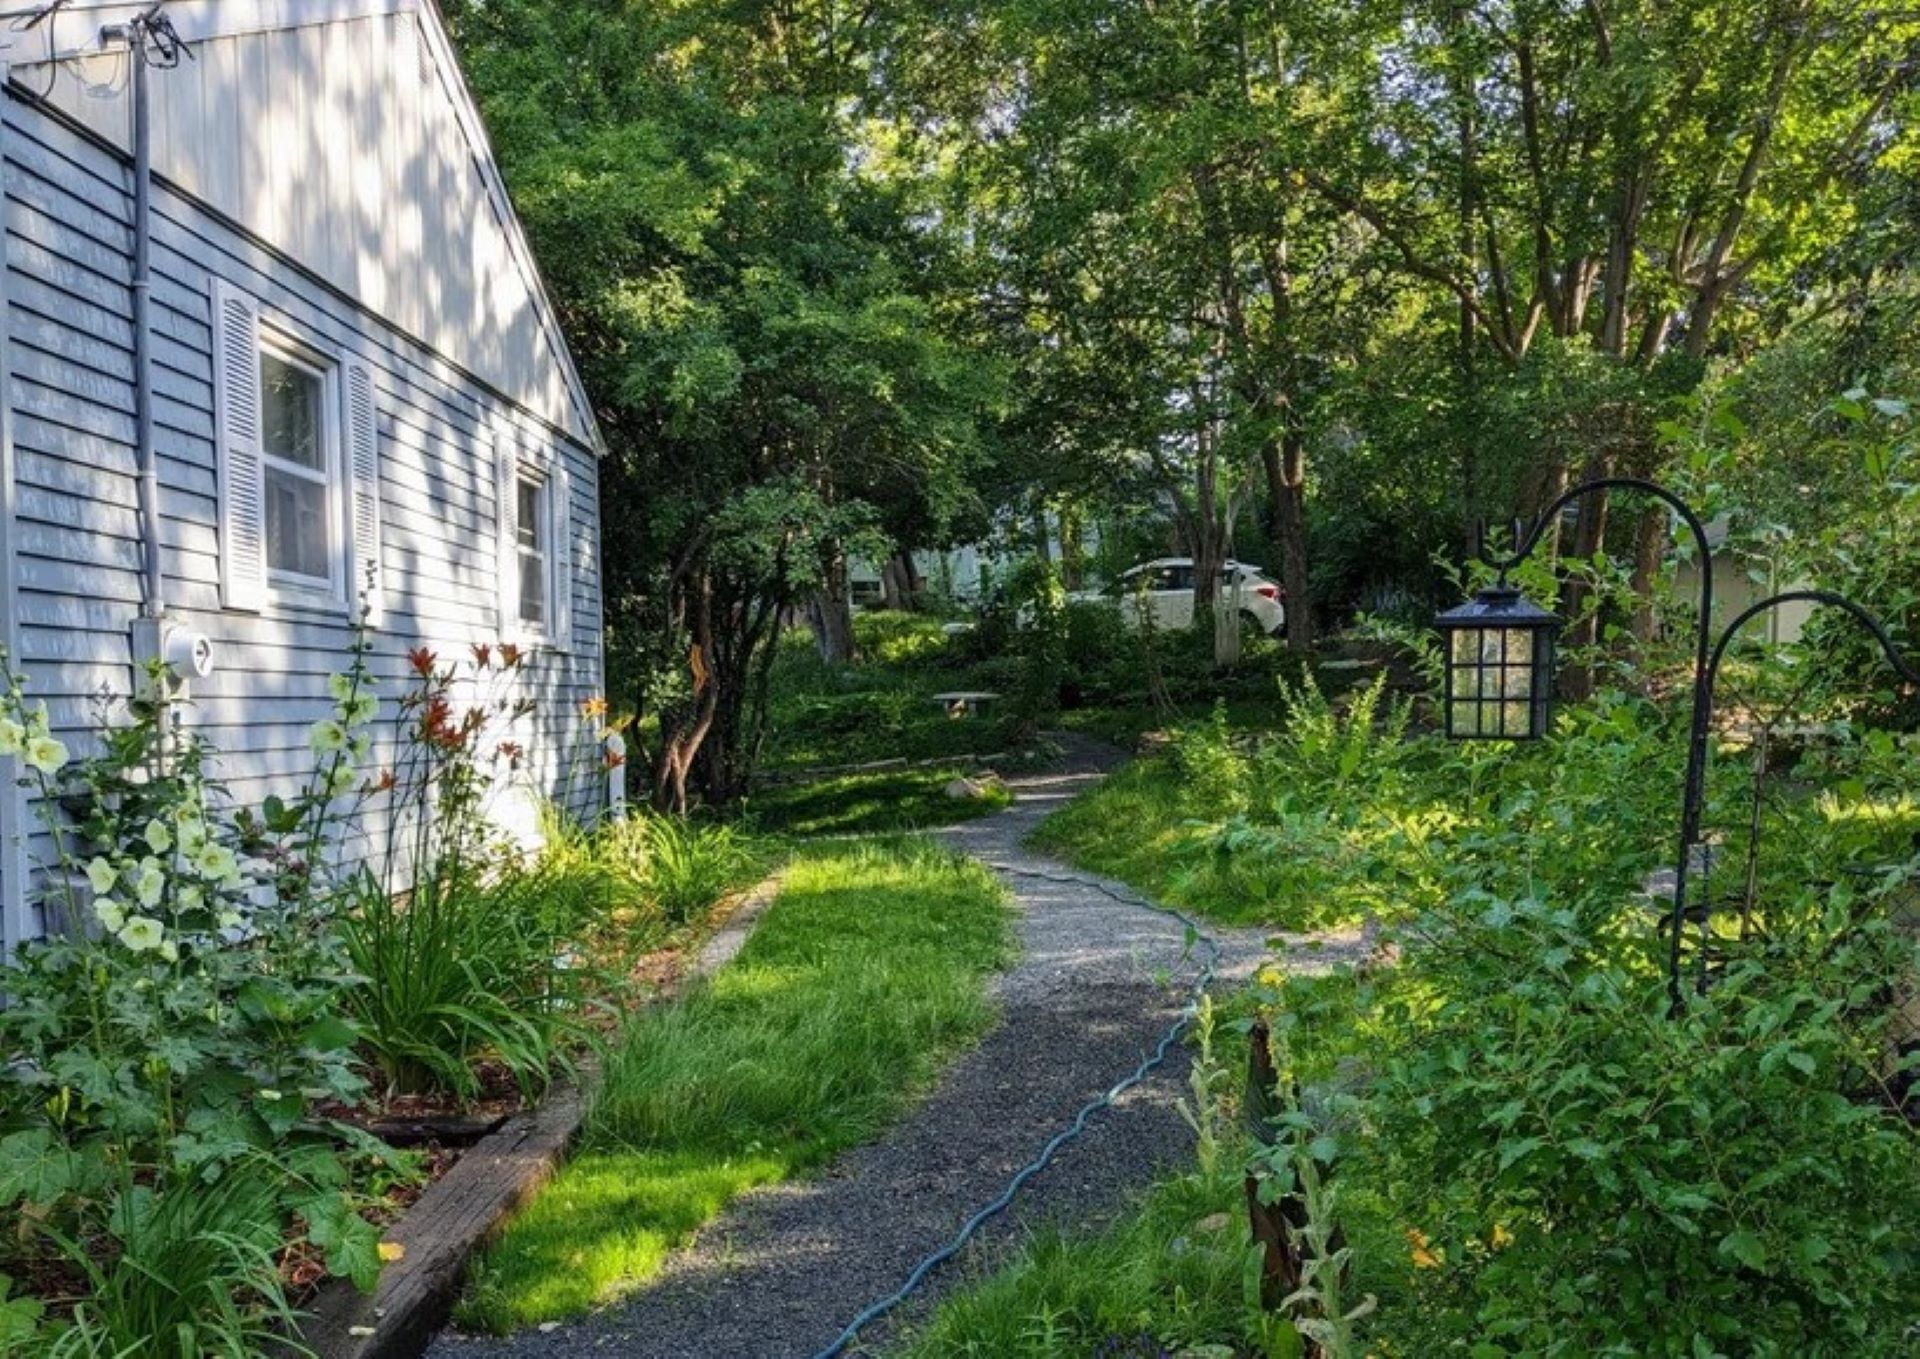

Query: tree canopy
[449,0,1920,802]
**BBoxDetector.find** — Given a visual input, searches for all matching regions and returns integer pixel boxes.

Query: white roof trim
[3,0,607,456]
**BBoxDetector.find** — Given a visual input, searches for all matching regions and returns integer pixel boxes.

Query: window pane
[519,551,546,625]
[266,467,331,581]
[517,477,544,550]
[262,354,324,470]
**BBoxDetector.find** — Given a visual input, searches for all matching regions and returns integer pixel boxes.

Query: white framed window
[260,343,344,601]
[212,281,382,621]
[494,432,573,650]
[515,470,550,630]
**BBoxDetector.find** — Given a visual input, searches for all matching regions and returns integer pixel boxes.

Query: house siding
[1,87,606,949]
[32,7,595,454]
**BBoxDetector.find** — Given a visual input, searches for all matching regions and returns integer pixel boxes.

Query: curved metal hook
[1486,475,1713,582]
[1705,589,1920,695]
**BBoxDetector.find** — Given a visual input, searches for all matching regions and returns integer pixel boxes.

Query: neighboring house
[1671,516,1812,647]
[0,1,607,952]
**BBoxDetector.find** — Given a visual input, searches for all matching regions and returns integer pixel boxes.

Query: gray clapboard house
[0,0,608,952]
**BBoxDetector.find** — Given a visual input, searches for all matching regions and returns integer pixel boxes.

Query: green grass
[892,1158,1265,1358]
[455,837,1015,1332]
[1028,756,1292,928]
[1055,694,1293,750]
[745,766,1014,836]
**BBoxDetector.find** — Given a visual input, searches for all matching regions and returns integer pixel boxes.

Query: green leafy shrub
[335,645,629,1100]
[854,610,954,668]
[47,1159,324,1359]
[1238,694,1920,1353]
[1170,705,1252,817]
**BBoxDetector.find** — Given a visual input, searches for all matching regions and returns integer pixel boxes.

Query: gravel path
[429,733,1371,1359]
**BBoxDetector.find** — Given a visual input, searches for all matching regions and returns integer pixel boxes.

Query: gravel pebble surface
[428,733,1371,1359]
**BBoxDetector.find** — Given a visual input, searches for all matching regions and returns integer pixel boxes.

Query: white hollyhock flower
[0,718,22,756]
[194,843,238,883]
[24,735,67,774]
[117,915,165,953]
[327,673,357,704]
[309,720,348,755]
[93,897,126,933]
[178,884,205,912]
[339,693,379,726]
[85,857,119,896]
[158,938,179,963]
[134,859,166,908]
[144,819,173,854]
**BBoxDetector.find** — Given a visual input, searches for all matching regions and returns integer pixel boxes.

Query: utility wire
[809,861,1222,1359]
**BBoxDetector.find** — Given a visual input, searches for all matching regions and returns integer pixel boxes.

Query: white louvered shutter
[343,360,383,626]
[212,281,265,611]
[495,432,519,636]
[548,456,574,652]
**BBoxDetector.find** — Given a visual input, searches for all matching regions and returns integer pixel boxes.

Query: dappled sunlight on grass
[745,767,1012,836]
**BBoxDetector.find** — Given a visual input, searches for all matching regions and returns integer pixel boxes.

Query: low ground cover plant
[455,836,1014,1332]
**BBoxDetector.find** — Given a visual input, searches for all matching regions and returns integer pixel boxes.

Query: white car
[1072,558,1287,636]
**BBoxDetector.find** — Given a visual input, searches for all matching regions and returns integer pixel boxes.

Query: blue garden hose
[810,862,1222,1359]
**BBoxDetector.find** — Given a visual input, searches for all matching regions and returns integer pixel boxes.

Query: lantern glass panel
[1437,585,1557,740]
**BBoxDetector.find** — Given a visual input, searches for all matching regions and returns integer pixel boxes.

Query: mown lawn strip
[454,836,1014,1332]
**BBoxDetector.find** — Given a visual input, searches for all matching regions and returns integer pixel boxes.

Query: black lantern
[1434,584,1559,740]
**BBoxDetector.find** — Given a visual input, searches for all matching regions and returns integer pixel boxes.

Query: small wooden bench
[931,690,1001,719]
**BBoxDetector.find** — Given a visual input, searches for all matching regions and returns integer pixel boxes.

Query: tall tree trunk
[1628,504,1667,646]
[1683,36,1798,358]
[880,552,915,611]
[1192,423,1229,631]
[653,571,719,816]
[1517,455,1572,560]
[1559,453,1615,701]
[809,548,857,664]
[1058,502,1086,591]
[1266,426,1314,653]
[1599,167,1651,358]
